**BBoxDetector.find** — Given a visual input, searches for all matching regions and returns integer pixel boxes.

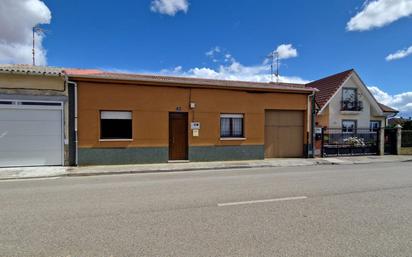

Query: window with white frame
[370,120,381,132]
[342,120,357,133]
[220,114,244,138]
[100,111,132,140]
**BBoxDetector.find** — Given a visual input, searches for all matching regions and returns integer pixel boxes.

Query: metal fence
[321,128,379,157]
[402,130,412,147]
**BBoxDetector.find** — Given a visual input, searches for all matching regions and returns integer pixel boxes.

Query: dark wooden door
[169,112,188,160]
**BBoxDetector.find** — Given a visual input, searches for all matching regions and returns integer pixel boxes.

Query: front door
[169,112,188,160]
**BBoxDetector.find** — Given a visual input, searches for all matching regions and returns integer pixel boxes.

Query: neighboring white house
[308,69,398,131]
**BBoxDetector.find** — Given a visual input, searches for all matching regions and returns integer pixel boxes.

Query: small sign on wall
[191,122,200,130]
[193,129,199,137]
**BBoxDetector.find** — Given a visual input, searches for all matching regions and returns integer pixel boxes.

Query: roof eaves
[379,103,399,113]
[0,65,64,77]
[68,73,317,93]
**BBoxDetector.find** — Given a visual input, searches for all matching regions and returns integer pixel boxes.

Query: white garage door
[0,101,63,167]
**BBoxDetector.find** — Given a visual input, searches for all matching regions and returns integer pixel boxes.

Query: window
[342,88,357,102]
[342,120,357,133]
[370,120,381,132]
[220,114,244,138]
[341,88,362,111]
[100,111,132,140]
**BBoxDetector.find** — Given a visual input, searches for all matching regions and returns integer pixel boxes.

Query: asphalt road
[1,162,412,257]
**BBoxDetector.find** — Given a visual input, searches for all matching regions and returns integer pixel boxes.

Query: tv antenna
[32,26,46,66]
[269,51,280,83]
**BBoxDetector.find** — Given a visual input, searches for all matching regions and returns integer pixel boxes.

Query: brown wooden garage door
[264,110,304,158]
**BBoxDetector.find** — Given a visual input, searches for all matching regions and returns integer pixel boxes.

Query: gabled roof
[306,69,398,114]
[0,64,64,76]
[306,69,354,109]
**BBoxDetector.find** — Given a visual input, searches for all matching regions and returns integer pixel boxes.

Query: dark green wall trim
[78,147,168,165]
[189,145,264,162]
[79,145,264,165]
[68,84,76,166]
[304,144,313,158]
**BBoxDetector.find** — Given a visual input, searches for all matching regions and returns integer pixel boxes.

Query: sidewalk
[1,155,411,180]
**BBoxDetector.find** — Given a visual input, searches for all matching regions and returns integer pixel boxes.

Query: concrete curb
[66,160,333,178]
[1,156,411,181]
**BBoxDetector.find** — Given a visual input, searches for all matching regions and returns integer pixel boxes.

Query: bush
[343,137,366,147]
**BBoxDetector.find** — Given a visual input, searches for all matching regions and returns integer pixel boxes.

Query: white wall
[327,76,383,129]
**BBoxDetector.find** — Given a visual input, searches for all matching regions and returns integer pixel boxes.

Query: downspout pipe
[307,91,316,158]
[311,91,316,158]
[67,80,78,166]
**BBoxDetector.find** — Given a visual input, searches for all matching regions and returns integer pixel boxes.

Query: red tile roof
[306,69,354,109]
[306,69,399,114]
[64,68,103,75]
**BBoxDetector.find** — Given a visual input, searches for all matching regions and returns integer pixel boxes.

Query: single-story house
[1,65,400,167]
[0,65,71,167]
[66,69,317,165]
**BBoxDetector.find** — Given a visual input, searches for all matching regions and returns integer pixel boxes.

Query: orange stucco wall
[77,81,310,148]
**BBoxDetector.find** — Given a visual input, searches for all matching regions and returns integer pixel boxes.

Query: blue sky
[1,0,412,116]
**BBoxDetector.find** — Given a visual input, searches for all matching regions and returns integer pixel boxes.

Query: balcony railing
[341,100,363,111]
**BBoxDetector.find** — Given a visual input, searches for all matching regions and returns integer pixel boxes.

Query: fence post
[379,127,385,156]
[396,124,402,155]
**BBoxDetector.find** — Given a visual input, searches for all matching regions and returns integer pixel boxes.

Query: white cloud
[276,44,298,60]
[107,46,306,84]
[205,46,220,57]
[386,46,412,61]
[205,46,237,64]
[150,0,189,16]
[159,55,308,84]
[0,0,51,65]
[369,86,412,117]
[347,0,412,31]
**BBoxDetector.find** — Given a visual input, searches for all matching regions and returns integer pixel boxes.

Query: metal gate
[321,128,379,157]
[384,128,397,155]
